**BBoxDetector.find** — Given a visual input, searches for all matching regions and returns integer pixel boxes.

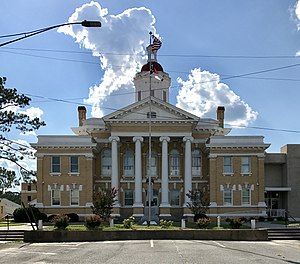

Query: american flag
[151,35,162,51]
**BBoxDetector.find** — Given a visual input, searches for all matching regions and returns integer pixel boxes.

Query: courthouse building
[28,45,272,220]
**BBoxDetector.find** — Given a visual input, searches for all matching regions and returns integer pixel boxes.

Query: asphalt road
[0,240,300,264]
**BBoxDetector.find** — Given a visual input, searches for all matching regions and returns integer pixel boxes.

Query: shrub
[53,215,69,230]
[159,219,173,229]
[13,206,47,223]
[258,216,266,222]
[85,215,103,230]
[196,218,210,229]
[267,216,274,222]
[67,213,79,222]
[225,218,245,229]
[194,213,208,222]
[276,216,285,222]
[123,216,135,229]
[47,214,57,222]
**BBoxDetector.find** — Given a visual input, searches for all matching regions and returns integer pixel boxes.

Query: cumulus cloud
[176,68,258,126]
[58,1,156,117]
[296,0,300,29]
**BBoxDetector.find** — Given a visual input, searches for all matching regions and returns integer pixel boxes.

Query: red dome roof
[141,61,164,72]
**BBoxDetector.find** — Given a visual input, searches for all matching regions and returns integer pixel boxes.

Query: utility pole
[147,32,153,226]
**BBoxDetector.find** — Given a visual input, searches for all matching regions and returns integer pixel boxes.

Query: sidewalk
[0,223,35,231]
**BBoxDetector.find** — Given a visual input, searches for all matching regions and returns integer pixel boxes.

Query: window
[242,187,251,205]
[223,157,233,174]
[147,111,156,118]
[70,189,79,206]
[223,187,232,205]
[27,196,31,202]
[51,156,60,173]
[150,89,154,97]
[123,149,134,176]
[147,151,157,176]
[138,91,141,101]
[101,149,112,176]
[170,189,180,206]
[27,184,31,191]
[241,157,251,174]
[163,90,167,102]
[124,190,134,206]
[192,149,201,176]
[0,206,3,214]
[170,149,180,176]
[51,189,60,206]
[70,156,79,173]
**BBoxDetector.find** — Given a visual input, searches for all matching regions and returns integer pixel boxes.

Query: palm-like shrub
[196,218,210,229]
[123,216,135,229]
[53,215,69,230]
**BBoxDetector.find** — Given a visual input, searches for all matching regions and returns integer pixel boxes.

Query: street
[0,240,300,264]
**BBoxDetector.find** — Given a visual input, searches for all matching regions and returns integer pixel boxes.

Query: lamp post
[0,20,101,48]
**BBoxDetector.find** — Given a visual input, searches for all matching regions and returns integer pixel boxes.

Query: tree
[186,189,210,221]
[0,77,45,193]
[91,187,118,220]
[0,191,21,204]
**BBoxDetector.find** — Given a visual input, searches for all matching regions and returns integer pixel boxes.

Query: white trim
[209,153,265,158]
[265,187,292,191]
[111,132,192,137]
[51,189,61,206]
[51,156,61,173]
[69,156,80,174]
[38,153,93,156]
[241,186,251,206]
[70,189,80,206]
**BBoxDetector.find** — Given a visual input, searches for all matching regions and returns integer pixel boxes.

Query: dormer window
[147,112,156,118]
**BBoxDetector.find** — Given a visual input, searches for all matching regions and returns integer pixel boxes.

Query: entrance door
[144,189,159,221]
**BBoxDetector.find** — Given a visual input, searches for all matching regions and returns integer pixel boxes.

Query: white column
[159,136,170,207]
[183,136,193,207]
[109,136,120,207]
[133,136,143,207]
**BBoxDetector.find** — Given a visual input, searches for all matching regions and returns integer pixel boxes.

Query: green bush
[53,215,69,230]
[85,215,103,230]
[123,216,135,229]
[159,219,173,229]
[196,218,210,229]
[225,218,245,229]
[13,207,47,223]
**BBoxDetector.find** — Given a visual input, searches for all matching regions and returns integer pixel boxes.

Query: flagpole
[147,31,152,226]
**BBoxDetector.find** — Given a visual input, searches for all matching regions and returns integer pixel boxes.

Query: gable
[103,97,199,123]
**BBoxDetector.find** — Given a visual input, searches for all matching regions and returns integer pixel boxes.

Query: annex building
[25,45,277,221]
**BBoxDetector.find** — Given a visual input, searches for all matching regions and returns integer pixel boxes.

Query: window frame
[192,149,201,177]
[101,148,112,176]
[123,149,134,176]
[169,149,180,177]
[70,189,80,206]
[241,187,251,205]
[51,189,60,206]
[223,156,233,175]
[223,187,233,206]
[70,156,79,174]
[124,190,134,206]
[241,156,251,175]
[170,189,180,206]
[51,156,61,174]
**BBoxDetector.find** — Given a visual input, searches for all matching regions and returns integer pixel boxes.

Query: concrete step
[0,231,24,241]
[268,228,300,240]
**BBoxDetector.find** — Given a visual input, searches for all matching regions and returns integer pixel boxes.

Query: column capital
[133,136,144,143]
[159,136,170,142]
[109,136,120,142]
[183,136,194,143]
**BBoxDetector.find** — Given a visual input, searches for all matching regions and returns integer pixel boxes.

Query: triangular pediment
[103,97,199,123]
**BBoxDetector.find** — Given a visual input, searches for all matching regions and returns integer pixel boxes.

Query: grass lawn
[0,221,26,227]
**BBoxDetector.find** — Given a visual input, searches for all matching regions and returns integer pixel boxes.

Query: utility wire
[24,93,300,134]
[2,46,300,59]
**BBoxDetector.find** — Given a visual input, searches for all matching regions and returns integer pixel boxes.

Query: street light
[0,20,101,47]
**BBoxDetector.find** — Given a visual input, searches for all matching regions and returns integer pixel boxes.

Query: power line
[24,92,300,134]
[2,46,300,59]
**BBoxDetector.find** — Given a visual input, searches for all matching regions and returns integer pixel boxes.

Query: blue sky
[0,0,300,156]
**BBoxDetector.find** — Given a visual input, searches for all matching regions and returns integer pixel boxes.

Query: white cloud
[58,1,156,117]
[20,107,43,120]
[176,68,258,126]
[296,0,300,29]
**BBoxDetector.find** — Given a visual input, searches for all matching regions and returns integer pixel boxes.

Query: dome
[141,61,164,72]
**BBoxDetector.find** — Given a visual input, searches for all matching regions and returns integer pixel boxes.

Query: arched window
[147,151,157,176]
[101,149,112,176]
[170,149,180,176]
[192,149,201,176]
[123,149,134,176]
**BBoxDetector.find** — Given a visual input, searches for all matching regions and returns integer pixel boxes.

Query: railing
[267,209,285,218]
